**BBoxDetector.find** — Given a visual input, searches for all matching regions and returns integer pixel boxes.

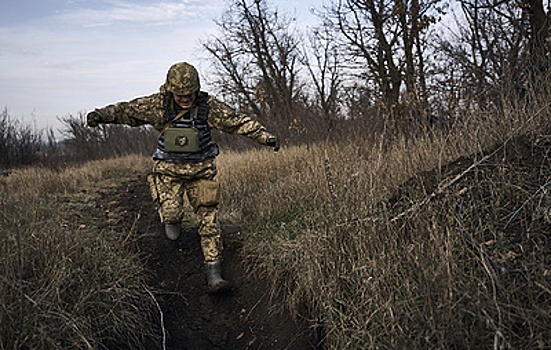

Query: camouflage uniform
[88,62,278,263]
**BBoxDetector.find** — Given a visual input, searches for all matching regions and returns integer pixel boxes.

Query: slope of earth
[95,173,316,350]
[385,134,550,347]
[390,134,551,275]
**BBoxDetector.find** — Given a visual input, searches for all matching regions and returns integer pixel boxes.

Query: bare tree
[0,108,44,168]
[202,0,303,139]
[434,0,549,109]
[321,0,443,114]
[300,24,344,137]
[59,113,157,162]
[521,0,550,63]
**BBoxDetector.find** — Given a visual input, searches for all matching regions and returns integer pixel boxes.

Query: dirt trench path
[97,173,315,350]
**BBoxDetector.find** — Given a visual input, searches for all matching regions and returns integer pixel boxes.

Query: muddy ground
[97,174,318,350]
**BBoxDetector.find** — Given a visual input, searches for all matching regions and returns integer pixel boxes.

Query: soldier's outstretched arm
[207,97,280,151]
[86,93,163,128]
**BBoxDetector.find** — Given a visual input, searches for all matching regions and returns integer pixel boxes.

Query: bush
[0,108,52,169]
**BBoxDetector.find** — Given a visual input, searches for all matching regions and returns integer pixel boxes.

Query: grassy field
[1,88,550,348]
[217,91,551,348]
[0,156,156,349]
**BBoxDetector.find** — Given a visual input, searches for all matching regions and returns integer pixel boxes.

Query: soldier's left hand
[266,136,280,152]
[86,111,102,127]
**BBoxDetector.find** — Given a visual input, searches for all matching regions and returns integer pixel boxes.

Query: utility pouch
[163,127,200,153]
[196,179,221,207]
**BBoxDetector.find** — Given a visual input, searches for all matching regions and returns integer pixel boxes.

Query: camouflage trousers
[147,159,222,262]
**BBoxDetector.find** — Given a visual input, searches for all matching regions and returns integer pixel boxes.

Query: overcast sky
[0,0,319,132]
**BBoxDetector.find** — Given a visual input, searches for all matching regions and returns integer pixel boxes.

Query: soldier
[86,62,279,293]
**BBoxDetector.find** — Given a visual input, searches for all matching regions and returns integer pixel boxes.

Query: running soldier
[87,62,280,293]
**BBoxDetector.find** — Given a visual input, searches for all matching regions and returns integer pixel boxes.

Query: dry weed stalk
[144,284,166,350]
[324,149,338,208]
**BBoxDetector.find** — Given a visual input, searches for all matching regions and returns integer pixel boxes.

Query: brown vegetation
[1,0,549,348]
[217,84,550,348]
[0,156,156,349]
[1,86,549,348]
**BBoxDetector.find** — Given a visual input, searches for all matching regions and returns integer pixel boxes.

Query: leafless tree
[320,0,444,115]
[0,108,44,168]
[520,0,550,63]
[435,0,526,106]
[59,113,157,162]
[300,24,344,138]
[434,0,549,110]
[202,0,303,139]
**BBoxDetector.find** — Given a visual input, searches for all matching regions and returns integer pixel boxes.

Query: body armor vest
[153,92,219,163]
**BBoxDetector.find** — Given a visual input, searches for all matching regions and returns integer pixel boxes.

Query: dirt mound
[97,174,316,350]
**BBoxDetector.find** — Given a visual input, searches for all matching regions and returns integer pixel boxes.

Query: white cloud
[0,1,223,132]
[0,0,320,132]
[55,0,216,27]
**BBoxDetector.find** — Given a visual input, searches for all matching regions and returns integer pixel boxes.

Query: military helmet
[165,62,200,95]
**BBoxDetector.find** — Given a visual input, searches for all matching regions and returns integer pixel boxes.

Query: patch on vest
[177,135,188,146]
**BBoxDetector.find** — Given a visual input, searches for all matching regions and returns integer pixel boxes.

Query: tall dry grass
[0,155,155,349]
[2,81,548,349]
[217,83,551,348]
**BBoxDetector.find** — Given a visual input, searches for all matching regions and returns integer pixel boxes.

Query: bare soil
[96,174,317,350]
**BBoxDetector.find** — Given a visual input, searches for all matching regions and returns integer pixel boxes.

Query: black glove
[266,136,280,152]
[86,111,102,127]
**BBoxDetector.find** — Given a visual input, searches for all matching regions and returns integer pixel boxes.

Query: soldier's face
[174,93,196,109]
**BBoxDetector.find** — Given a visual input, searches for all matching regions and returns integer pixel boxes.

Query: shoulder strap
[159,108,189,134]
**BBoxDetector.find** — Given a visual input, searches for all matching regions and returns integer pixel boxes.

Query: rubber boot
[205,260,231,293]
[164,223,181,241]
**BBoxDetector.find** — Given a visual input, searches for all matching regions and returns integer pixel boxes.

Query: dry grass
[217,87,551,348]
[0,155,155,349]
[1,84,549,349]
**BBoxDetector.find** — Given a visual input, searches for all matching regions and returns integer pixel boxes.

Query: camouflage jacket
[92,86,275,151]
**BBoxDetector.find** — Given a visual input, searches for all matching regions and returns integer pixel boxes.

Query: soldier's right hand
[86,111,102,127]
[266,136,280,152]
